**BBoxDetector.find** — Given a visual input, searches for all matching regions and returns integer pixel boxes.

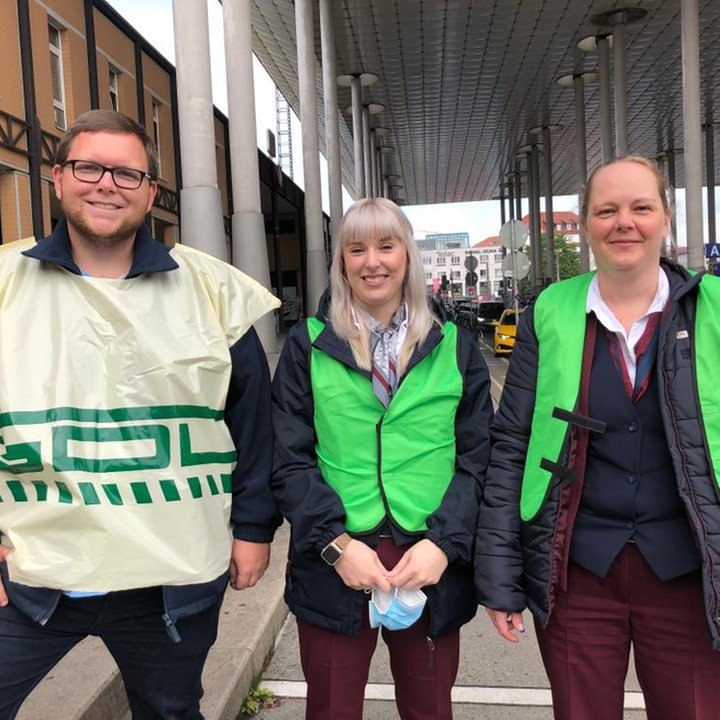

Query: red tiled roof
[475,235,501,247]
[520,210,580,226]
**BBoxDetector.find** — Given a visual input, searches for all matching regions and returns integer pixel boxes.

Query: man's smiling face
[52,131,156,248]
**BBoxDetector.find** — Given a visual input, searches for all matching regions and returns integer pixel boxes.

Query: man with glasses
[0,110,281,719]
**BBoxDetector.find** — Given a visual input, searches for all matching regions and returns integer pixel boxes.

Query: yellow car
[493,308,524,356]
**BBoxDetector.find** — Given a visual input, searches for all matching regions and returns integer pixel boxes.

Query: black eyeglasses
[62,160,153,190]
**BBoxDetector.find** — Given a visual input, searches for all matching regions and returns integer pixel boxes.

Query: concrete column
[574,73,591,272]
[362,106,373,197]
[611,21,628,156]
[377,146,387,198]
[295,0,329,312]
[499,182,507,226]
[597,35,614,161]
[351,76,365,198]
[664,150,679,262]
[370,130,378,198]
[223,0,276,351]
[172,0,226,259]
[376,145,384,199]
[542,126,556,282]
[319,0,343,245]
[681,0,704,270]
[529,145,543,292]
[706,124,717,244]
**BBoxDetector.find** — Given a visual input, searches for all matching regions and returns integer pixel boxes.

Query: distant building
[417,231,471,251]
[420,234,504,298]
[1,0,322,331]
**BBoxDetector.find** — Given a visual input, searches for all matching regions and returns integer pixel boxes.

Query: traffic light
[441,274,448,291]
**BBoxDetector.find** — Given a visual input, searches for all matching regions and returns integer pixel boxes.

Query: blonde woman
[271,198,493,720]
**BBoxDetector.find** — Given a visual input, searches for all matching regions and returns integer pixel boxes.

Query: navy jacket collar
[22,216,179,278]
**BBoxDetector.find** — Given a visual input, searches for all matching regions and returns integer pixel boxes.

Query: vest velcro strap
[540,457,577,483]
[552,407,607,434]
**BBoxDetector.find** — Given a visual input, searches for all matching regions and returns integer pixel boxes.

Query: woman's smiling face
[342,235,407,325]
[583,159,670,278]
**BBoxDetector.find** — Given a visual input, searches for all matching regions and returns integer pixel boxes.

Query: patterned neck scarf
[365,303,408,408]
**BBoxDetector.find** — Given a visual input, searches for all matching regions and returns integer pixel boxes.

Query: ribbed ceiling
[250,0,720,206]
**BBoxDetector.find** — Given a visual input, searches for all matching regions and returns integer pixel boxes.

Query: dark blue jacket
[0,219,281,640]
[271,292,493,638]
[475,261,720,650]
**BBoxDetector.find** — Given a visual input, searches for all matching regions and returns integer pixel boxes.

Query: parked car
[454,301,481,339]
[454,300,506,341]
[475,301,506,334]
[493,307,524,356]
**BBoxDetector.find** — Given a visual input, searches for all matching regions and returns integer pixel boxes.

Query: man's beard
[63,206,146,248]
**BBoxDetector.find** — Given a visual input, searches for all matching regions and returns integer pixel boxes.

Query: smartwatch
[320,532,352,566]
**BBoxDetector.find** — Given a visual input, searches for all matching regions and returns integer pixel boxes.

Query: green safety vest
[307,318,462,533]
[520,271,720,521]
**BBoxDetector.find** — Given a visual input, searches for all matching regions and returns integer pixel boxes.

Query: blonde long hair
[329,198,437,373]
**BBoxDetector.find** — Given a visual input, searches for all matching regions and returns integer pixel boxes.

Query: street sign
[464,254,479,270]
[705,243,720,259]
[465,270,478,286]
[498,219,529,251]
[501,252,531,279]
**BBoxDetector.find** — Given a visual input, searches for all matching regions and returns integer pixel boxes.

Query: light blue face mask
[368,587,427,631]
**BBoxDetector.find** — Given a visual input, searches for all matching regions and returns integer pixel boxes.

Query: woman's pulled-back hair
[329,197,436,373]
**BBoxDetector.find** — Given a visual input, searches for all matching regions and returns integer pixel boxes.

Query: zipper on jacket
[162,612,182,643]
[37,592,62,626]
[375,417,394,520]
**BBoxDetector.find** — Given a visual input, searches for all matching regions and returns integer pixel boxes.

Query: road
[252,337,647,719]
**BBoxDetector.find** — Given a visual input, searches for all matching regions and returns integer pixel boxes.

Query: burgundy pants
[535,542,720,720]
[297,538,460,720]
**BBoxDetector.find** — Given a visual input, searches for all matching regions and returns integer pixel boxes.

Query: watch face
[321,543,342,566]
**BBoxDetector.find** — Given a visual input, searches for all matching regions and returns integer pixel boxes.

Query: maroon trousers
[296,538,460,720]
[535,542,720,720]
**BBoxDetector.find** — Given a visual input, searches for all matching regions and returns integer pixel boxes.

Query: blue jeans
[0,586,222,720]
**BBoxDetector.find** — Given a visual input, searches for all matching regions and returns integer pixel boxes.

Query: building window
[109,68,119,111]
[48,24,66,130]
[151,100,162,176]
[451,255,461,265]
[436,256,446,266]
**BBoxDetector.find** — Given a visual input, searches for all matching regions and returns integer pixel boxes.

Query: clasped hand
[335,538,448,593]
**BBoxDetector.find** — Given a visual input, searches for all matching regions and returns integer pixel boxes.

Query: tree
[518,233,580,297]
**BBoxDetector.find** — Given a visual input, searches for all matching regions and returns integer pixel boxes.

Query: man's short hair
[55,109,159,180]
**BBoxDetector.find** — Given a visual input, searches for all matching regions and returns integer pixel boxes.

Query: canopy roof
[250,0,720,206]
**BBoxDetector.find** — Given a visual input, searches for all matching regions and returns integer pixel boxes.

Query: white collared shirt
[586,267,668,385]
